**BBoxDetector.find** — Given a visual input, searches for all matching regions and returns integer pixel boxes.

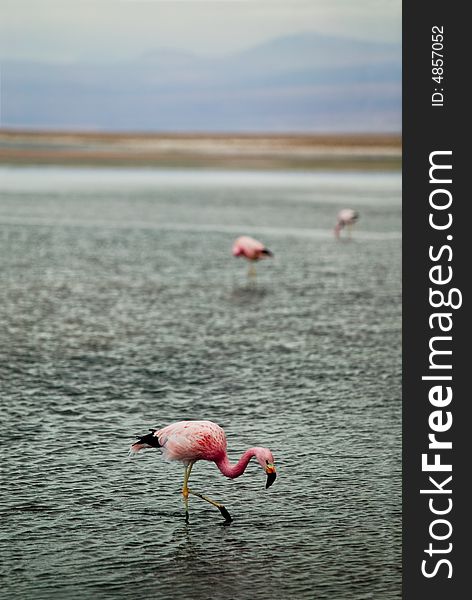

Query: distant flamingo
[232,235,273,277]
[334,208,359,239]
[130,420,277,523]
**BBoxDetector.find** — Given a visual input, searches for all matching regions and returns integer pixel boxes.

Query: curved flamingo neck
[215,448,260,479]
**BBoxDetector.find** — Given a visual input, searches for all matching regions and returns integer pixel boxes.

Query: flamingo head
[255,447,277,488]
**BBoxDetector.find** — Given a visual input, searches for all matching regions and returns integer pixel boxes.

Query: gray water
[0,167,401,600]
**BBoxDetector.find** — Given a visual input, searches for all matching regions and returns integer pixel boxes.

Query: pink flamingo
[334,208,359,239]
[232,235,273,277]
[130,420,277,523]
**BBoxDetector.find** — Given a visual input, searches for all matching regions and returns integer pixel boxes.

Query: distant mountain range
[1,32,401,133]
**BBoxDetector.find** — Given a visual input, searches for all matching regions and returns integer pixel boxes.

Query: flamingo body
[232,236,273,261]
[130,420,276,523]
[151,420,228,464]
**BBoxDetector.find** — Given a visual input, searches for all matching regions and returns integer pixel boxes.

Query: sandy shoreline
[0,129,401,170]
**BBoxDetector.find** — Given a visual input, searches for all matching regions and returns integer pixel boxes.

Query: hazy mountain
[1,32,401,132]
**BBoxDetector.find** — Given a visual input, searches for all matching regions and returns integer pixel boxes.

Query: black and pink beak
[261,248,273,257]
[265,464,277,488]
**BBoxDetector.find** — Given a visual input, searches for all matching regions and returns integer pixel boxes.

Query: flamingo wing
[157,420,227,464]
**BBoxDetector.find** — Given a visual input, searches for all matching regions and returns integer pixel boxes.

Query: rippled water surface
[0,167,401,599]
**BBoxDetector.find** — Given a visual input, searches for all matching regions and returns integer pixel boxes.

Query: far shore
[0,129,401,171]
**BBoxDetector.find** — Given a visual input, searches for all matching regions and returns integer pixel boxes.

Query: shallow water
[0,167,401,599]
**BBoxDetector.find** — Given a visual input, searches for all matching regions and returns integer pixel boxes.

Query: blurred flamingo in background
[334,208,359,239]
[130,420,276,523]
[232,235,273,277]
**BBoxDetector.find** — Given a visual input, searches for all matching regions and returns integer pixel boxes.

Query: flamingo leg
[247,262,257,279]
[187,489,233,523]
[182,462,194,523]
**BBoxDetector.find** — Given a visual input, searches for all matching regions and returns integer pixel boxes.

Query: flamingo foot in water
[189,489,233,523]
[184,495,190,523]
[247,263,257,279]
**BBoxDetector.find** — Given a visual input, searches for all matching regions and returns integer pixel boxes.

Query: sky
[1,0,401,62]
